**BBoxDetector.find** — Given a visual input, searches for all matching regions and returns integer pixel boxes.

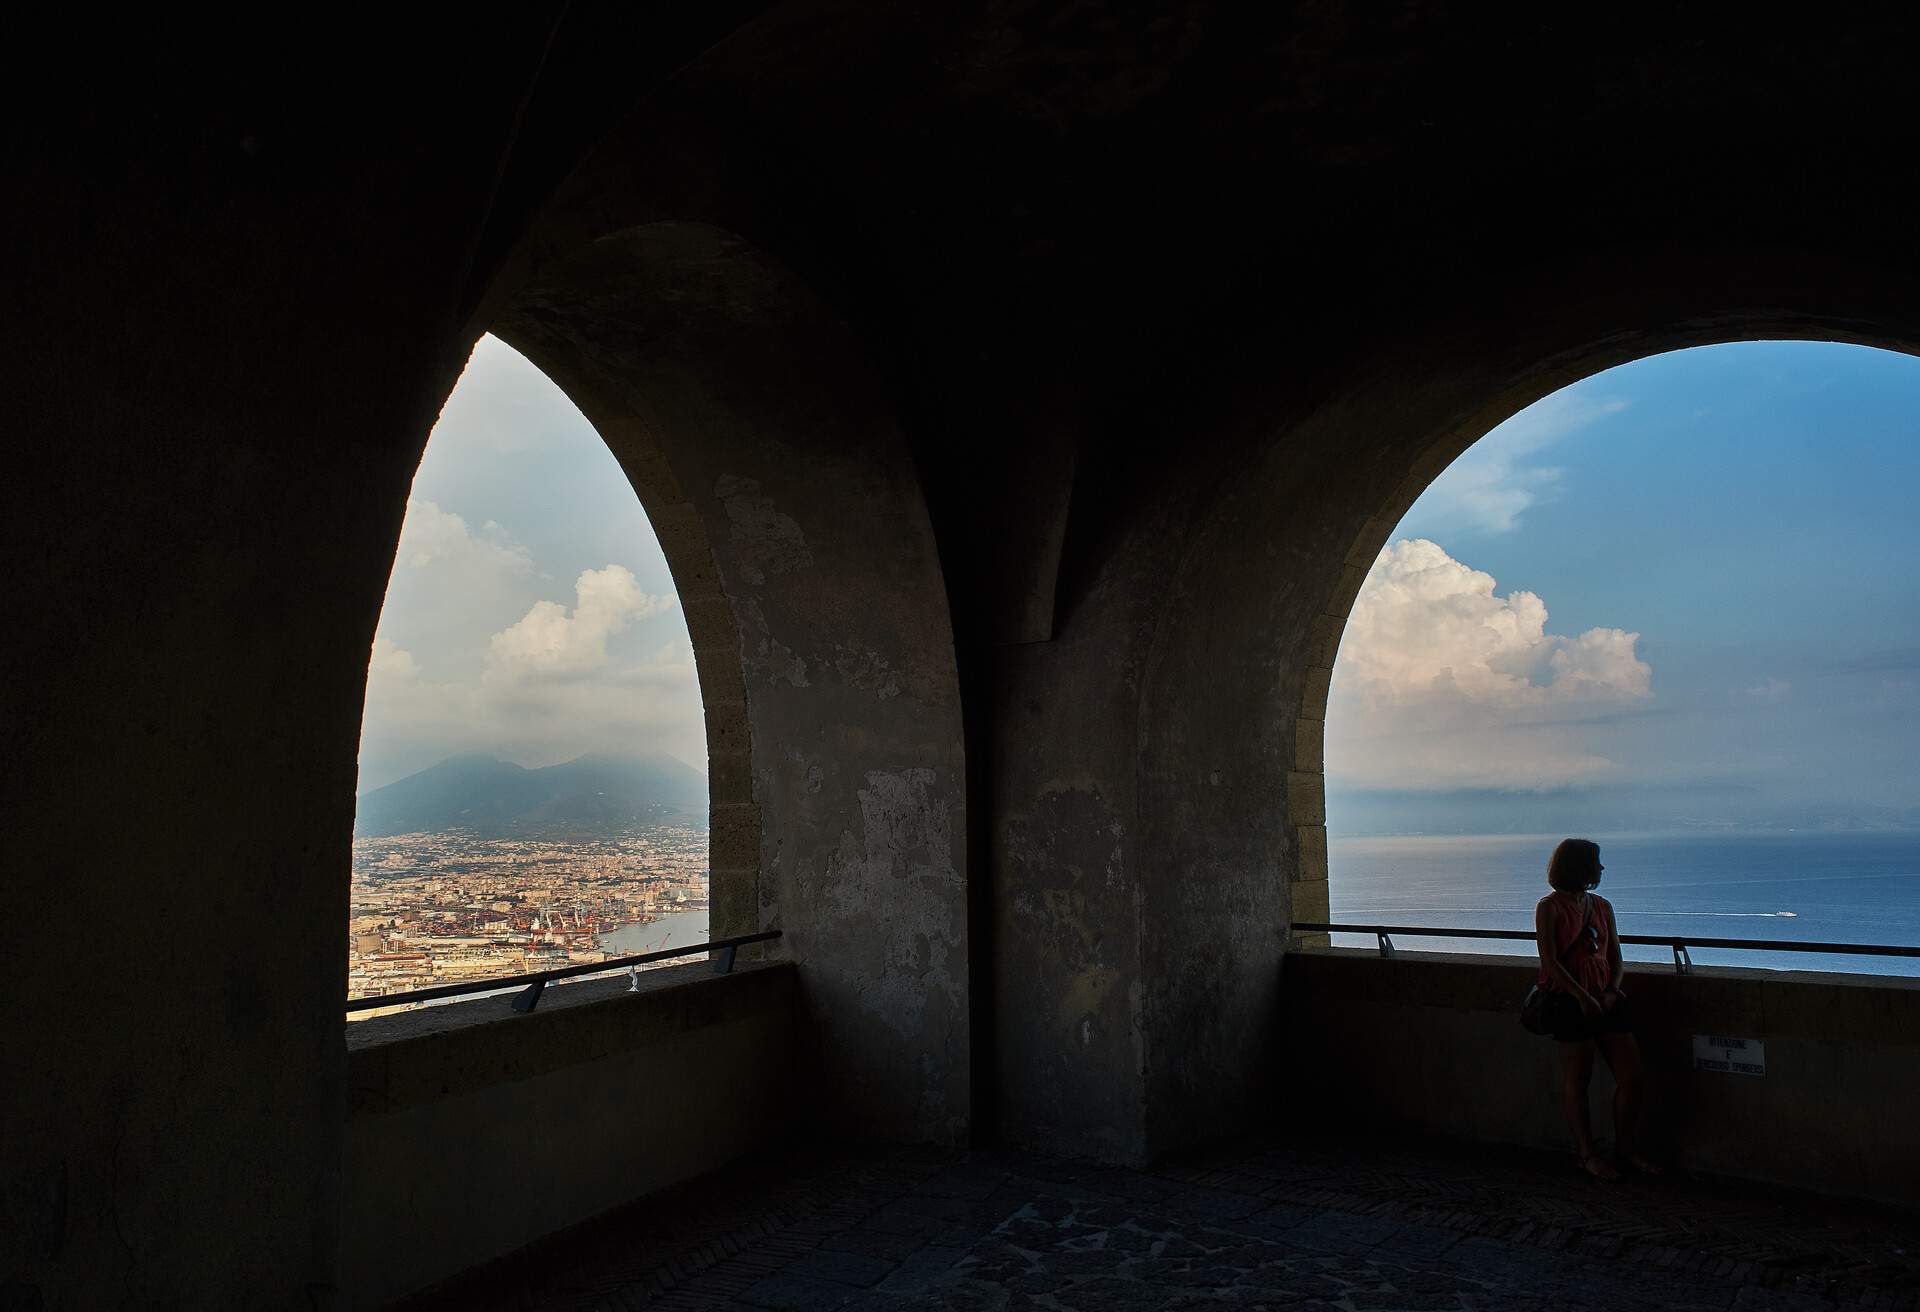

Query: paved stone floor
[405,1133,1918,1311]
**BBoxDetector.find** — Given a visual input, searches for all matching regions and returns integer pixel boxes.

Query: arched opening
[320,198,985,1300]
[1310,341,1920,977]
[409,221,972,1143]
[338,221,974,1302]
[1122,263,1920,1160]
[349,335,714,1014]
[39,12,1920,1305]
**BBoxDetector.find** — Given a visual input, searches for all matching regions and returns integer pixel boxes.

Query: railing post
[1376,930,1395,959]
[627,964,640,993]
[1672,943,1693,975]
[713,944,738,975]
[511,978,546,1012]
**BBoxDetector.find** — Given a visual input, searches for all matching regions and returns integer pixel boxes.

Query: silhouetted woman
[1534,838,1659,1180]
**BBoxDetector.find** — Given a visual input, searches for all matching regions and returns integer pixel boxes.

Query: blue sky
[1326,341,1920,834]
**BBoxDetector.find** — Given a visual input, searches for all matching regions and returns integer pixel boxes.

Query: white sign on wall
[1693,1034,1766,1076]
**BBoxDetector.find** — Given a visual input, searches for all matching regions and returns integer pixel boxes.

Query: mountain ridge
[355,750,707,838]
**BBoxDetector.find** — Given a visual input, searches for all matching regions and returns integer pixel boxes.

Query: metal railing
[1290,922,1920,975]
[344,929,783,1015]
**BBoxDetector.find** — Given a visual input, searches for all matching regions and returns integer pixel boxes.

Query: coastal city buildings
[346,825,709,1017]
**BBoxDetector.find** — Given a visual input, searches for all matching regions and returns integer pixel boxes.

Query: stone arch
[475,311,757,947]
[476,221,972,1143]
[1125,244,1920,1156]
[1288,332,1920,901]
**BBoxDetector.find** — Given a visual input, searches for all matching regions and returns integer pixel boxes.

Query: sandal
[1579,1153,1620,1181]
[1622,1153,1664,1176]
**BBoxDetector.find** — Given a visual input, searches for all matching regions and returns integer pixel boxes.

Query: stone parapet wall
[1281,950,1920,1206]
[342,961,804,1309]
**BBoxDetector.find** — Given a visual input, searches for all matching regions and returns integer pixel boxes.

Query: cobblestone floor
[403,1133,1918,1311]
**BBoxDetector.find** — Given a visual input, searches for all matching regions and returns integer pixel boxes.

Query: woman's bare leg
[1598,1032,1659,1172]
[1558,1040,1616,1177]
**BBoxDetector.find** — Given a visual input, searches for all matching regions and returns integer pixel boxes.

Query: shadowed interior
[11,7,1920,1305]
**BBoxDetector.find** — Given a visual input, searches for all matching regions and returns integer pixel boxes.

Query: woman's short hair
[1547,837,1602,892]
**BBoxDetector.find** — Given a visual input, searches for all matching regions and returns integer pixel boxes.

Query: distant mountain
[355,751,707,838]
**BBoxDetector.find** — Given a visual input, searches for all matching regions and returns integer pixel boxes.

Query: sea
[600,908,710,956]
[1327,832,1920,978]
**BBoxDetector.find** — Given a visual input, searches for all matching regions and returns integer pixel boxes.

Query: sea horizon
[1326,829,1920,978]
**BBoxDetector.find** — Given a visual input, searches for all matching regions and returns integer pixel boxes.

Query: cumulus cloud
[368,637,418,680]
[394,498,532,576]
[1326,539,1651,790]
[361,562,700,791]
[487,565,674,678]
[1418,390,1626,537]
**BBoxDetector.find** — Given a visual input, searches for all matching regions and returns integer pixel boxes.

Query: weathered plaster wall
[495,224,970,1145]
[477,0,1920,1173]
[990,559,1163,1161]
[475,0,1920,1171]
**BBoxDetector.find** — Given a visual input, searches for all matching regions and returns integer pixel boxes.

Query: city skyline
[346,824,710,1011]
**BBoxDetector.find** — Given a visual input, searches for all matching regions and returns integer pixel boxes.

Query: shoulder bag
[1519,895,1597,1035]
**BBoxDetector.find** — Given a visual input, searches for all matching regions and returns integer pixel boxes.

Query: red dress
[1538,892,1614,996]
